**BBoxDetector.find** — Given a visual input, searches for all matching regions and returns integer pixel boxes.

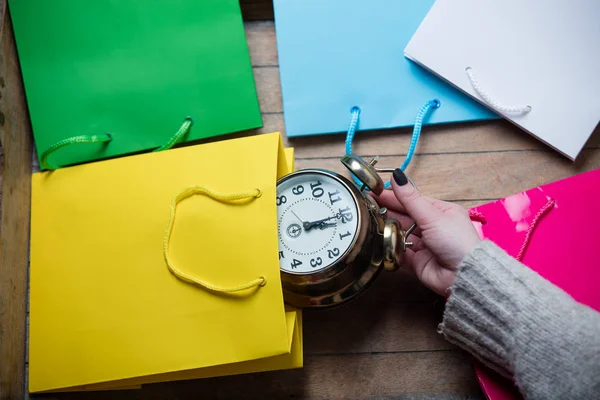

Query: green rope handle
[40,117,193,170]
[154,117,194,152]
[40,133,113,170]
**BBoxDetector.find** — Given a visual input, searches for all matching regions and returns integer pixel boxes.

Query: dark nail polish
[393,168,408,186]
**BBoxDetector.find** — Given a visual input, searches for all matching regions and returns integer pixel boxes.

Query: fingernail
[393,168,408,186]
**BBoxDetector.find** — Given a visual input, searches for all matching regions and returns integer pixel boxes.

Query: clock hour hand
[305,215,339,231]
[316,222,337,230]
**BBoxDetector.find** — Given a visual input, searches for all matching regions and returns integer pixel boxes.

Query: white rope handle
[465,67,532,114]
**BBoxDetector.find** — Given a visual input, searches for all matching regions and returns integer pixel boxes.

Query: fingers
[385,209,414,231]
[402,248,437,275]
[385,210,423,238]
[402,248,417,275]
[408,233,426,251]
[391,169,441,227]
[422,196,456,213]
[374,191,458,216]
[403,248,455,297]
[372,190,407,214]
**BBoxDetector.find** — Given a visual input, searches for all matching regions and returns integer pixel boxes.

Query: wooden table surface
[1,2,599,399]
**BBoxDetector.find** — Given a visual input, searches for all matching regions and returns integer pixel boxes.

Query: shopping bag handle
[40,117,193,170]
[468,198,555,262]
[163,185,267,293]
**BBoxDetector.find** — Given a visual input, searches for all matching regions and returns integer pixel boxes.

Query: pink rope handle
[515,198,556,261]
[469,209,488,225]
[468,198,556,262]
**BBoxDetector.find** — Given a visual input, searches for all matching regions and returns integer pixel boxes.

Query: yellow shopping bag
[29,132,302,392]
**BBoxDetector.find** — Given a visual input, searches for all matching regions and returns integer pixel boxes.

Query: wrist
[460,236,482,264]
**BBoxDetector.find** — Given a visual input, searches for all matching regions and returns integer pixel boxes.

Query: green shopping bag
[10,0,262,169]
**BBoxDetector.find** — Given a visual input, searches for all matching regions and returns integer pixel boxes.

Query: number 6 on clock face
[276,170,359,274]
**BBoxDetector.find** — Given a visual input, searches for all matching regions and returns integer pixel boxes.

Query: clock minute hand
[292,210,311,231]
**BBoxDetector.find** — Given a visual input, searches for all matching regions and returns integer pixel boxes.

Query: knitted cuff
[438,240,527,378]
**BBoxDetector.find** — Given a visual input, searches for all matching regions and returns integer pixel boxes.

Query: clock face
[276,171,360,274]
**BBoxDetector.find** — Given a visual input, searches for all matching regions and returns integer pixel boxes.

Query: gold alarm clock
[276,154,415,309]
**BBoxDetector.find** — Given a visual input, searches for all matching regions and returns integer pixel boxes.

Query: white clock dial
[276,171,359,274]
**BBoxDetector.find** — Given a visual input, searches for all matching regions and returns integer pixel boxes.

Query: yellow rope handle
[163,185,266,293]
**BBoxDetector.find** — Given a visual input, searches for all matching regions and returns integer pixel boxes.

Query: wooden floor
[1,1,599,399]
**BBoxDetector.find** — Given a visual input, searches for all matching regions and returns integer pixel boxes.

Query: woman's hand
[373,169,481,296]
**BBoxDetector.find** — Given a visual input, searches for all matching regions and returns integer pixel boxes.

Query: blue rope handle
[344,106,361,159]
[345,99,440,189]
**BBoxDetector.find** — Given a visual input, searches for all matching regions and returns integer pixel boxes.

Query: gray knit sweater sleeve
[439,240,600,400]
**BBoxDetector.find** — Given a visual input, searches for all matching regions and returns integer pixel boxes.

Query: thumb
[391,168,441,227]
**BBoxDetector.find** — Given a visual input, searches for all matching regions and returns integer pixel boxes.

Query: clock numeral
[310,181,324,198]
[291,185,305,196]
[327,247,340,259]
[339,231,352,240]
[338,206,354,223]
[278,251,284,260]
[290,258,302,269]
[276,195,287,206]
[328,190,342,205]
[310,257,323,268]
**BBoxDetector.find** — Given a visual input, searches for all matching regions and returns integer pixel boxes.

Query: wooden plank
[0,13,32,400]
[455,200,492,210]
[0,145,3,216]
[239,0,274,21]
[246,22,278,67]
[296,148,600,202]
[31,351,482,400]
[287,122,600,159]
[254,67,282,113]
[304,271,452,355]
